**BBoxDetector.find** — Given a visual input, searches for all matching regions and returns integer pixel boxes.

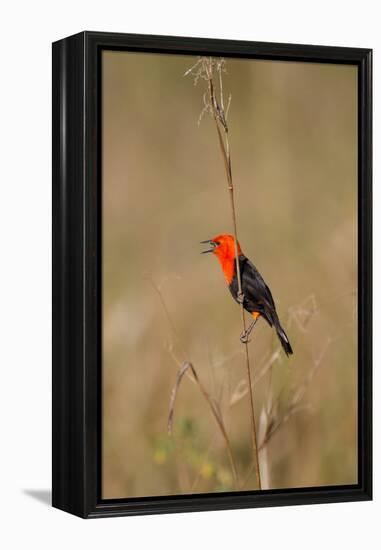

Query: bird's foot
[237,291,245,305]
[239,319,257,344]
[240,330,250,344]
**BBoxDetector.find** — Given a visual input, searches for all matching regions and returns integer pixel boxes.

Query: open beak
[200,239,214,254]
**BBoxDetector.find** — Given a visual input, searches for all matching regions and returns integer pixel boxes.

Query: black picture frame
[52,31,372,518]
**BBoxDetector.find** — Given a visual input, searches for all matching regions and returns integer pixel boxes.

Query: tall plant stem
[204,58,262,490]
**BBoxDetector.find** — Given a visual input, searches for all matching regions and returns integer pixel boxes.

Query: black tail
[275,323,293,357]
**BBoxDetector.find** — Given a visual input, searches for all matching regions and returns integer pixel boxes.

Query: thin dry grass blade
[167,361,194,435]
[167,361,239,487]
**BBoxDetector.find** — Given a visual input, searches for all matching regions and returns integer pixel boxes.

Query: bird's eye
[215,241,220,246]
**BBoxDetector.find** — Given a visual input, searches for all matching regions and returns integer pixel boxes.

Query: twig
[196,57,262,490]
[148,276,238,487]
[168,361,238,487]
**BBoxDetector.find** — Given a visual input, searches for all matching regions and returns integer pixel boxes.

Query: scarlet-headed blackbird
[201,233,293,356]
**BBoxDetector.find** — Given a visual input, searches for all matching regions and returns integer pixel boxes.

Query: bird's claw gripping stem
[239,318,258,345]
[237,291,245,305]
[240,330,250,344]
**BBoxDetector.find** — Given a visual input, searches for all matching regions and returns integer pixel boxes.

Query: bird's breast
[218,257,236,285]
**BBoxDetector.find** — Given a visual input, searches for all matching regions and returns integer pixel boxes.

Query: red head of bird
[201,233,242,284]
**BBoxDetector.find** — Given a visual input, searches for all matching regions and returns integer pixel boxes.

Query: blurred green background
[102,51,357,499]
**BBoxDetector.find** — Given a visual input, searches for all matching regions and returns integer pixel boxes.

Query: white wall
[0,1,378,548]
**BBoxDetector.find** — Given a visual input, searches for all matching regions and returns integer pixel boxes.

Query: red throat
[210,234,242,285]
[217,255,236,285]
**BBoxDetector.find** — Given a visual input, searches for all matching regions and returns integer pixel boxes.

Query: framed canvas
[52,31,372,518]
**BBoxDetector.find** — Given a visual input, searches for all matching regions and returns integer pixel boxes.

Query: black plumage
[229,255,293,356]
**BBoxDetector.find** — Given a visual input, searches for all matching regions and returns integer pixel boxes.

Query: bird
[201,233,293,356]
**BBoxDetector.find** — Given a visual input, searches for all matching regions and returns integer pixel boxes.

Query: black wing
[229,255,293,356]
[229,255,278,326]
